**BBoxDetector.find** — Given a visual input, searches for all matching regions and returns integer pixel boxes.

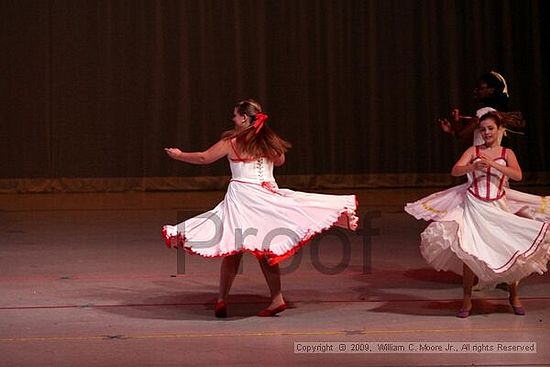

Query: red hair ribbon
[253,113,268,134]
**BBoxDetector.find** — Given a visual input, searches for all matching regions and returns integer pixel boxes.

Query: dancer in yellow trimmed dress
[407,112,550,318]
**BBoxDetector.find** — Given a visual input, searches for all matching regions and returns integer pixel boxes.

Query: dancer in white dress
[406,112,550,318]
[432,71,549,226]
[163,99,358,318]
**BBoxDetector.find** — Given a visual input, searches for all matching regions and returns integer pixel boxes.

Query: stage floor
[1,189,549,366]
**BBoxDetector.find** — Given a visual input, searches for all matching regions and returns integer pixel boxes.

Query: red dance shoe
[257,303,287,317]
[215,300,227,318]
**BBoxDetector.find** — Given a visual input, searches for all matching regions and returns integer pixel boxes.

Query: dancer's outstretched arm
[164,139,231,165]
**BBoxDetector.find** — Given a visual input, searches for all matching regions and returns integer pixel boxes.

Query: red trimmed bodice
[467,146,508,201]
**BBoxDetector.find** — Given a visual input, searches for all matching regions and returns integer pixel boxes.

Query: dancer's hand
[473,159,487,171]
[164,148,183,160]
[474,152,495,170]
[439,118,453,134]
[479,152,498,168]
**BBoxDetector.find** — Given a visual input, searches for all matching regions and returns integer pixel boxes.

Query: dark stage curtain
[1,0,549,192]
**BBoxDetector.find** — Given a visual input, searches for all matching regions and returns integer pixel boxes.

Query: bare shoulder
[213,138,231,149]
[464,145,477,157]
[217,137,231,143]
[504,147,517,159]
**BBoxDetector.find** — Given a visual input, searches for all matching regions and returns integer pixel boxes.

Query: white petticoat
[163,180,358,265]
[406,188,550,288]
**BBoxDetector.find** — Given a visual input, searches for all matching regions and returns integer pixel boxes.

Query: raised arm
[164,139,231,165]
[439,108,478,144]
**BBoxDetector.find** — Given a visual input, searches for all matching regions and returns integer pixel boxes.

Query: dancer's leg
[217,253,243,302]
[258,257,285,310]
[508,281,522,304]
[508,281,525,315]
[461,263,475,312]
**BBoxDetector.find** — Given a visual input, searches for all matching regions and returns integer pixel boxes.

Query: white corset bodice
[467,146,508,201]
[229,157,275,184]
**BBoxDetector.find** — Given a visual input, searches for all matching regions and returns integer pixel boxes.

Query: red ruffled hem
[162,196,359,266]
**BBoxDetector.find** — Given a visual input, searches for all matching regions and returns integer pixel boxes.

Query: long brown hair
[222,99,291,160]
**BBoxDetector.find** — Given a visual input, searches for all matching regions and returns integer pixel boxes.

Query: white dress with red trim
[405,147,550,288]
[163,157,358,265]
